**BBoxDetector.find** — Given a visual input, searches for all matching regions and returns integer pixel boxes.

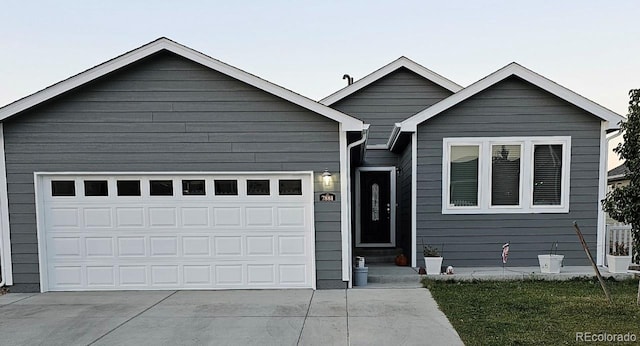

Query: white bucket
[356,256,365,268]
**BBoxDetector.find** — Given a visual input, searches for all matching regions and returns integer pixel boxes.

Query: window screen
[247,180,270,195]
[150,180,173,196]
[533,144,563,205]
[117,180,141,196]
[449,146,479,206]
[84,180,108,196]
[214,180,238,195]
[278,179,302,195]
[51,181,75,196]
[182,180,206,195]
[491,144,521,206]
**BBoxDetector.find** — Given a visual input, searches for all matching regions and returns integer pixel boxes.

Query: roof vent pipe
[343,74,354,85]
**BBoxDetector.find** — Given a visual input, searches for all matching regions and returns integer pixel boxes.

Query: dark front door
[360,170,391,244]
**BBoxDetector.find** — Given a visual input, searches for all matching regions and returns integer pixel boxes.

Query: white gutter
[345,125,369,288]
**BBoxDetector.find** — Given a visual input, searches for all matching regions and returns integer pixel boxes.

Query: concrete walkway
[0,288,463,346]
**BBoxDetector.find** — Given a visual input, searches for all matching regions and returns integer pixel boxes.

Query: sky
[1,1,637,168]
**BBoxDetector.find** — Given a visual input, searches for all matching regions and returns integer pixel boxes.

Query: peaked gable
[319,56,462,106]
[399,63,624,132]
[0,37,363,131]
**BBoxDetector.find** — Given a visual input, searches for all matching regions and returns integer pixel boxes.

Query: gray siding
[416,76,602,266]
[331,68,453,145]
[4,52,345,291]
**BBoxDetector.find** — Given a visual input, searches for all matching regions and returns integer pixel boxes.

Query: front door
[357,168,395,247]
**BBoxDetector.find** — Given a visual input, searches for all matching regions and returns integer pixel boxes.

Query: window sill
[442,206,569,214]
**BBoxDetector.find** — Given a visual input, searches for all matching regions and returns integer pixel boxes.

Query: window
[182,180,206,195]
[491,144,521,206]
[150,180,173,196]
[449,145,479,207]
[214,180,238,196]
[51,181,75,196]
[247,180,270,195]
[84,180,108,196]
[117,180,141,196]
[533,144,563,205]
[443,137,570,214]
[278,179,302,195]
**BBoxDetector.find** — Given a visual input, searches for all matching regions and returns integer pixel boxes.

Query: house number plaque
[319,193,335,201]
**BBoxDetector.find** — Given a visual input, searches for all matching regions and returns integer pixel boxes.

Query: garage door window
[182,180,205,195]
[214,180,238,195]
[51,181,75,196]
[150,180,173,196]
[247,180,270,195]
[84,180,108,196]
[117,180,141,196]
[279,179,302,195]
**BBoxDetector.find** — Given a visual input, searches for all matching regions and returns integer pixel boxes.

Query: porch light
[322,169,332,187]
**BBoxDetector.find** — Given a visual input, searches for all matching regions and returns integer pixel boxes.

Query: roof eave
[399,62,625,131]
[319,56,462,106]
[0,38,363,131]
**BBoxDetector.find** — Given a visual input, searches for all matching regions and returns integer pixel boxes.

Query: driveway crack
[87,290,178,346]
[296,290,314,345]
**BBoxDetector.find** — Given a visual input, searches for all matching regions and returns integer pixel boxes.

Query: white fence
[606,223,634,265]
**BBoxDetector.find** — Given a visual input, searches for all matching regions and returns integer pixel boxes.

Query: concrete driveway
[0,288,463,346]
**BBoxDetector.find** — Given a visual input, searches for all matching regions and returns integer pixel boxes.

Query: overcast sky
[1,1,637,167]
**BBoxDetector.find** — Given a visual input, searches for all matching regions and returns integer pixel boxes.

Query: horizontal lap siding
[416,77,602,267]
[331,68,453,145]
[4,52,344,291]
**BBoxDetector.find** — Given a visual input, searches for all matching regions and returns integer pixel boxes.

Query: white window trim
[442,136,571,214]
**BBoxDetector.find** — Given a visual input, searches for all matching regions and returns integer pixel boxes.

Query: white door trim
[355,167,396,247]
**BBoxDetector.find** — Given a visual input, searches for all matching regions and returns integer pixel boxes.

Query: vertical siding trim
[339,126,350,283]
[0,124,12,286]
[411,132,417,267]
[596,121,608,265]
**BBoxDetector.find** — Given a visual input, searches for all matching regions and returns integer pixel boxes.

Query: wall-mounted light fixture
[322,169,332,187]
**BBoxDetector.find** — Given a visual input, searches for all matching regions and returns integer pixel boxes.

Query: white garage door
[36,173,315,291]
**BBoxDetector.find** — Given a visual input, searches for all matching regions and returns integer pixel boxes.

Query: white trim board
[319,56,462,106]
[0,38,363,132]
[355,167,396,247]
[400,62,625,132]
[0,124,12,285]
[596,122,608,265]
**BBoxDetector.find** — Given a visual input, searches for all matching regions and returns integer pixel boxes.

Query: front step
[361,264,423,287]
[354,247,403,265]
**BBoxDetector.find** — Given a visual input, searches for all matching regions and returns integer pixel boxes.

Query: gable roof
[319,56,463,106]
[399,62,625,132]
[608,163,629,181]
[0,37,364,131]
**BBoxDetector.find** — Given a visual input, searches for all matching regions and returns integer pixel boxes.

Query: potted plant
[607,241,632,273]
[423,244,443,275]
[538,242,564,273]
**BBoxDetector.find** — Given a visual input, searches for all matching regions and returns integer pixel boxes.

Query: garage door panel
[40,173,314,291]
[116,207,145,227]
[213,207,242,227]
[182,236,210,256]
[86,237,114,257]
[118,237,146,256]
[84,208,113,228]
[181,207,209,227]
[245,207,274,226]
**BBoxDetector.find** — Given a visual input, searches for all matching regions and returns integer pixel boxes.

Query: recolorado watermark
[576,332,636,342]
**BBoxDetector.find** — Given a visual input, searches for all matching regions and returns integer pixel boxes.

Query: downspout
[345,125,369,288]
[0,237,4,288]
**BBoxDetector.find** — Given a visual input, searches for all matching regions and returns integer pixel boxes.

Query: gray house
[0,38,624,292]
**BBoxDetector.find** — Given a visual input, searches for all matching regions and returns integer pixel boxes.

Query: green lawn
[424,278,640,345]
